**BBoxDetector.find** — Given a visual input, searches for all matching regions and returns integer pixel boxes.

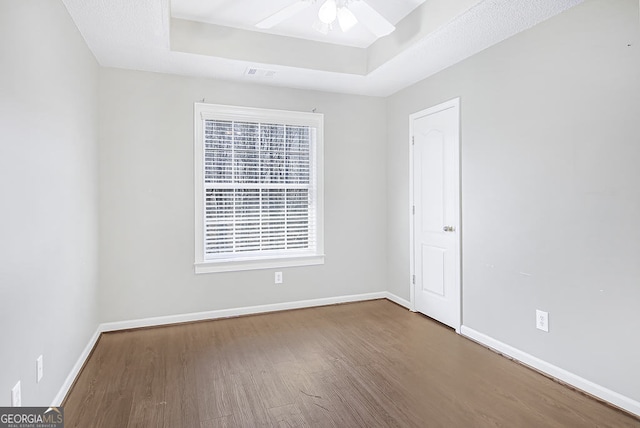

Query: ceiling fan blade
[349,0,395,37]
[256,0,312,29]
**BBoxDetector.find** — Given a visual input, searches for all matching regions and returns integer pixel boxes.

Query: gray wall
[387,0,640,401]
[0,0,99,406]
[97,69,388,323]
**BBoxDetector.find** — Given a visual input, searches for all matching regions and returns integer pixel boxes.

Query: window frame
[194,103,325,274]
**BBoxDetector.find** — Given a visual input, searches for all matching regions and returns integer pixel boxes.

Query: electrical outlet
[11,381,21,407]
[275,272,283,284]
[536,309,549,332]
[37,355,44,383]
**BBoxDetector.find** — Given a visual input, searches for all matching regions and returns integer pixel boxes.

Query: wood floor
[64,300,639,427]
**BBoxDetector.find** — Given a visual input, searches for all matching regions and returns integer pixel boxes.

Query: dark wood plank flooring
[63,299,639,427]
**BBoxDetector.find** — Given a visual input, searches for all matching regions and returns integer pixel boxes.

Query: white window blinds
[204,120,316,258]
[194,103,323,273]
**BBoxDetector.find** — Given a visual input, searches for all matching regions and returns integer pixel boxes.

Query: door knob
[443,225,456,232]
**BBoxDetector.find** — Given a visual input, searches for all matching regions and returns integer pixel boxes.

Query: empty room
[1,0,639,426]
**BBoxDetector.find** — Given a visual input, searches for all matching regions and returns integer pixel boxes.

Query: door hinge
[412,275,416,285]
[412,205,415,215]
[412,136,415,145]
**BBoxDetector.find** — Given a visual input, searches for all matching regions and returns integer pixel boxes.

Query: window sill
[195,254,325,274]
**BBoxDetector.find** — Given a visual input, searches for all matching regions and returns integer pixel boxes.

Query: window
[194,103,324,273]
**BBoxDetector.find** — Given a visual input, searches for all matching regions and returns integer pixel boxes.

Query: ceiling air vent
[244,67,276,78]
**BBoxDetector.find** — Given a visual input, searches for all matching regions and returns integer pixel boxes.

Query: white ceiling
[172,0,426,48]
[62,0,583,97]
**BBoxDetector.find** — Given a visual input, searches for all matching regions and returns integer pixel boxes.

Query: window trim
[194,103,324,274]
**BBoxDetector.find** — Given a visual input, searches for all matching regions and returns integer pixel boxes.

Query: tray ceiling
[172,0,426,48]
[61,0,583,96]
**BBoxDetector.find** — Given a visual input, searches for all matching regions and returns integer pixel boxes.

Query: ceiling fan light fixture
[337,7,358,32]
[318,0,338,24]
[349,0,396,37]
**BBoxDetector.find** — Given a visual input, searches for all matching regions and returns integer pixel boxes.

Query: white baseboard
[384,292,411,309]
[461,325,640,418]
[51,326,101,406]
[100,291,388,332]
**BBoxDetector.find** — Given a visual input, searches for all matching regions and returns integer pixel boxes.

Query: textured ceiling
[61,0,584,97]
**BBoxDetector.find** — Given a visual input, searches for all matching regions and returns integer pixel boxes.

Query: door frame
[409,97,462,333]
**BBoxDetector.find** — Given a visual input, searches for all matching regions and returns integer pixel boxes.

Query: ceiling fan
[256,0,395,38]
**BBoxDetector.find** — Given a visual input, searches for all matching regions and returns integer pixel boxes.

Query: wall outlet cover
[536,309,549,332]
[11,381,21,407]
[37,355,44,383]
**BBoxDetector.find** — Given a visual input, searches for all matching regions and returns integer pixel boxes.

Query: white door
[410,98,461,331]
